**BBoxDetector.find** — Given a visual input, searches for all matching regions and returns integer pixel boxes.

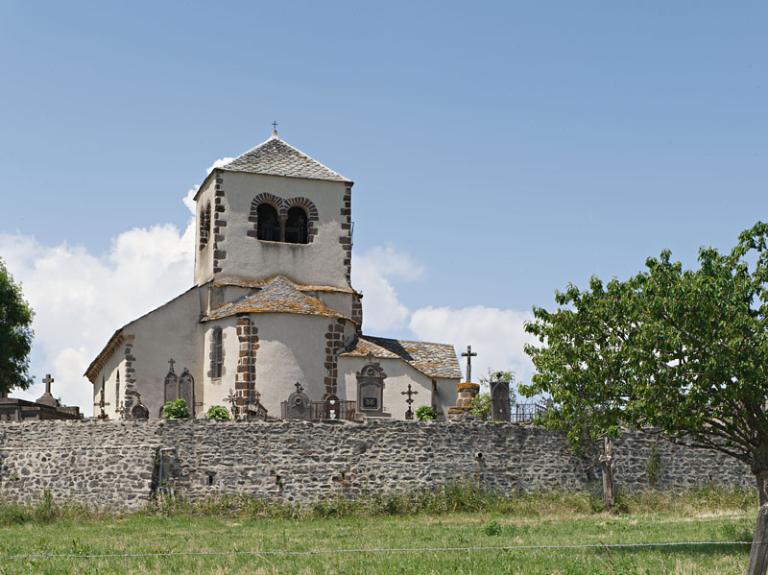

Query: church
[85,130,461,421]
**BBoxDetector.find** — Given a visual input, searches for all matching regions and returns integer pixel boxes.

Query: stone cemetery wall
[0,420,752,510]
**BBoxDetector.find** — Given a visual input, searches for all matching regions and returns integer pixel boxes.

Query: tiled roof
[342,335,461,380]
[218,136,351,183]
[204,276,350,322]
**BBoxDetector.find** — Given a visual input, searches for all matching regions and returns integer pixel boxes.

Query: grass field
[0,488,757,574]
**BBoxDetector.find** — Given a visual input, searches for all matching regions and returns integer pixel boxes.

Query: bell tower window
[256,204,281,241]
[284,207,308,244]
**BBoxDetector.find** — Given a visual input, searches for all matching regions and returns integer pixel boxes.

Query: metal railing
[281,400,357,422]
[510,403,548,423]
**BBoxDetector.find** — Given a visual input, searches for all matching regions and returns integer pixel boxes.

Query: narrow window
[199,202,211,250]
[211,327,223,379]
[115,371,121,413]
[284,207,308,244]
[256,204,281,241]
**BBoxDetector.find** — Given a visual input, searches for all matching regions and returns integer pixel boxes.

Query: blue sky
[1,1,766,407]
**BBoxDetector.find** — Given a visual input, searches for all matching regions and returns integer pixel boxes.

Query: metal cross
[461,345,478,382]
[401,384,418,420]
[42,374,54,394]
[272,120,278,136]
[294,382,304,394]
[225,389,239,418]
[167,358,176,373]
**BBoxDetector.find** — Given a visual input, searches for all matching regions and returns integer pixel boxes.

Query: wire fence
[0,540,752,561]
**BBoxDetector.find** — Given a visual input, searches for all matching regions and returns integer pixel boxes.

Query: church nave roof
[341,335,461,380]
[204,275,350,322]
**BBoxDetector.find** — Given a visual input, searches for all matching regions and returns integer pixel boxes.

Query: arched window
[199,202,211,250]
[256,203,281,241]
[284,207,309,244]
[210,327,223,379]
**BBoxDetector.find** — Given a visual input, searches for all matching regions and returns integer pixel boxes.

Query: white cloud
[0,221,195,413]
[352,246,423,332]
[409,305,536,393]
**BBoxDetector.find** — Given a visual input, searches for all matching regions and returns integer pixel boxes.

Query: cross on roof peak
[271,121,279,138]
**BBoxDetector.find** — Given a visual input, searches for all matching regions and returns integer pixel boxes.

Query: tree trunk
[600,436,615,510]
[747,470,768,575]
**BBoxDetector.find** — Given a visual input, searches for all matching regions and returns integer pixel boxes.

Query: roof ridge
[362,335,456,348]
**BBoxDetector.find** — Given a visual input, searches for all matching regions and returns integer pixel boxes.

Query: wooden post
[600,436,615,510]
[747,471,768,575]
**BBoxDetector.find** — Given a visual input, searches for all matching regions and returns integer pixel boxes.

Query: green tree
[0,258,34,395]
[522,222,768,574]
[522,277,635,508]
[469,393,492,420]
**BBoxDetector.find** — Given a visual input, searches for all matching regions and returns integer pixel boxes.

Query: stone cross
[461,345,478,382]
[401,384,418,420]
[167,358,176,374]
[42,374,54,395]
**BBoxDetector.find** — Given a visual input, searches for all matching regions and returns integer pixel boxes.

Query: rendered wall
[0,420,752,511]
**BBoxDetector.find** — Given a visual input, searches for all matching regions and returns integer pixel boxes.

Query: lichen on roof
[218,136,351,183]
[342,335,461,380]
[204,275,351,322]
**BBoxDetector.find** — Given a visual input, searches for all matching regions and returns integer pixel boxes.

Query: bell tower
[192,132,354,290]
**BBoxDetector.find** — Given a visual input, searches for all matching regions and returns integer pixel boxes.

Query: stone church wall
[0,420,751,511]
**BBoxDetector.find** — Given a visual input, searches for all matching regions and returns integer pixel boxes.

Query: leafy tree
[522,277,635,508]
[415,405,436,422]
[0,258,34,395]
[469,393,492,420]
[206,405,231,421]
[522,222,768,574]
[162,399,190,420]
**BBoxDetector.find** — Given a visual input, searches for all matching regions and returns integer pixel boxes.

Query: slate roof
[204,276,350,322]
[218,135,351,183]
[342,335,461,380]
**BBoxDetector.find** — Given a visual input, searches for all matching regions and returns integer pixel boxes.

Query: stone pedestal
[447,382,480,421]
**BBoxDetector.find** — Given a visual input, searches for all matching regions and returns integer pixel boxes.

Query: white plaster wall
[202,313,356,418]
[338,357,436,421]
[93,352,126,418]
[121,287,205,418]
[194,177,217,286]
[433,377,460,418]
[216,172,350,289]
[201,317,237,414]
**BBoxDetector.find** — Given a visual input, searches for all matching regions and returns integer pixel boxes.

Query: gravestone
[131,401,149,420]
[164,359,178,404]
[356,360,387,417]
[324,394,340,420]
[179,368,195,416]
[286,382,311,420]
[490,372,511,422]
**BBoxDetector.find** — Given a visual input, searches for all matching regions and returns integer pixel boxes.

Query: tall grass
[0,484,754,527]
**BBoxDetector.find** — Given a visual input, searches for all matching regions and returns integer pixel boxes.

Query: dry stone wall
[0,420,752,510]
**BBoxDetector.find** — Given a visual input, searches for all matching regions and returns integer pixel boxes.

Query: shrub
[206,405,231,421]
[162,399,190,420]
[469,393,491,420]
[415,405,436,422]
[482,519,502,536]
